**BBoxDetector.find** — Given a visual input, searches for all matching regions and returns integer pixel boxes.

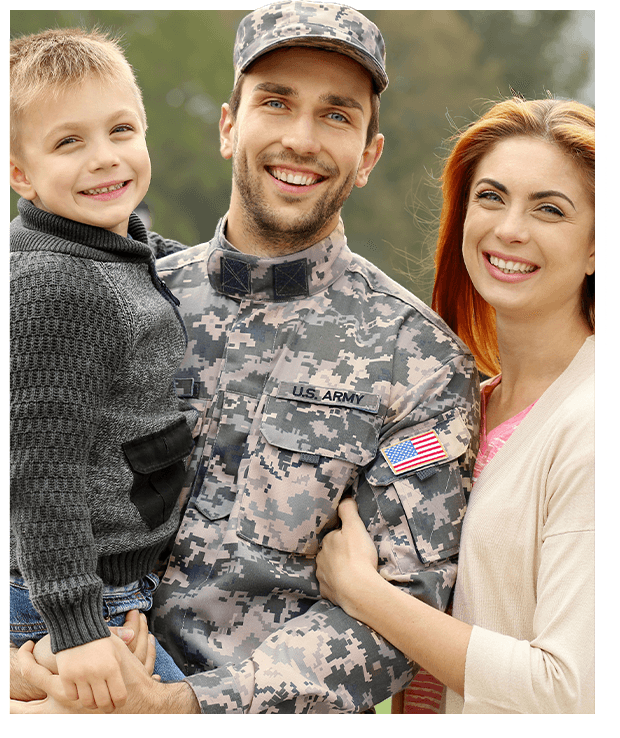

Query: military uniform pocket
[237,385,382,556]
[123,417,194,530]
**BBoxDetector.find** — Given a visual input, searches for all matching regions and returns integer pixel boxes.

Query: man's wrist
[10,646,47,701]
[160,680,201,714]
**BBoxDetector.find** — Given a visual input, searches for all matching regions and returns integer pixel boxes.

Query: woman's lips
[484,251,540,283]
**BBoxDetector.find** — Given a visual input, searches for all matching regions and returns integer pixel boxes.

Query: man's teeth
[270,168,321,186]
[489,254,537,274]
[83,182,126,195]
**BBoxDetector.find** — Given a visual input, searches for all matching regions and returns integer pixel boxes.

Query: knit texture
[11,199,197,652]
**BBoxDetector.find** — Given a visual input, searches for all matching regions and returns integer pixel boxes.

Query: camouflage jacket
[150,217,479,713]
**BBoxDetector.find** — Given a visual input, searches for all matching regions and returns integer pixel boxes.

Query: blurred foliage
[10,8,593,304]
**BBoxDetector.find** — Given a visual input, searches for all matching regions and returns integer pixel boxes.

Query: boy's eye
[112,124,135,134]
[56,137,78,148]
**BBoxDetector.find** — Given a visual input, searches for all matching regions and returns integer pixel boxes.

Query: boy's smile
[11,76,151,236]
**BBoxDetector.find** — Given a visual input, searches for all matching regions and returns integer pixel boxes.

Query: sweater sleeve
[10,253,129,652]
[460,386,595,714]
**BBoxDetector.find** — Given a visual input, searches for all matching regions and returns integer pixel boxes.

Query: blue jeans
[10,573,185,683]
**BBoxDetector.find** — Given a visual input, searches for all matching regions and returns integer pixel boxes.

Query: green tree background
[10,8,593,306]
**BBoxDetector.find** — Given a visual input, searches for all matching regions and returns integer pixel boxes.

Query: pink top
[473,376,537,485]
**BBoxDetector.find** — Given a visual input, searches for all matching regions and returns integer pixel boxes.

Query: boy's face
[10,76,150,237]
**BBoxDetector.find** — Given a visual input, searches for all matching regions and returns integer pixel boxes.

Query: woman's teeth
[82,182,126,195]
[270,168,321,186]
[489,254,537,274]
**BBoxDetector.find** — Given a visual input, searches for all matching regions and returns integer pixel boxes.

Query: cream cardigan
[445,335,594,713]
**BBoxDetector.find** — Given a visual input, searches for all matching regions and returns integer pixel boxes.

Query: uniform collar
[206,215,352,301]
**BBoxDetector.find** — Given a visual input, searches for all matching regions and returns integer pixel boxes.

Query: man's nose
[280,114,321,157]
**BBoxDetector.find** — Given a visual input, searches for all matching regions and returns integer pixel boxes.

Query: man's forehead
[243,46,373,101]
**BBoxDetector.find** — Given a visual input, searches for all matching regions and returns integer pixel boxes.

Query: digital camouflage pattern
[150,217,479,713]
[233,1,389,93]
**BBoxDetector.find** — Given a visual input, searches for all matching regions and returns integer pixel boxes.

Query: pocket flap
[260,389,382,466]
[123,417,194,475]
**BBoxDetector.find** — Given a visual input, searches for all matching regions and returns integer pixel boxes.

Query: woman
[315,97,595,714]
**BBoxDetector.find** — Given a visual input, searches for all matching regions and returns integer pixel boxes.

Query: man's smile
[267,166,325,187]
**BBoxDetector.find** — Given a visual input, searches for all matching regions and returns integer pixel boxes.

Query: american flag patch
[381,430,448,475]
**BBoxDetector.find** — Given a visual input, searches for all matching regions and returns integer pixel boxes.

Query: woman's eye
[539,204,565,217]
[475,190,502,204]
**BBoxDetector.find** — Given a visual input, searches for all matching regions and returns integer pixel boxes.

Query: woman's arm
[316,497,472,696]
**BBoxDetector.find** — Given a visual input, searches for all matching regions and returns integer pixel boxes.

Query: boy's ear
[10,160,37,200]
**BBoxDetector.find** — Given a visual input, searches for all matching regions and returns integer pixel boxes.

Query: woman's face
[462,135,594,326]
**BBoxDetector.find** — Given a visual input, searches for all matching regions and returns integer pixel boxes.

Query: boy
[10,28,197,712]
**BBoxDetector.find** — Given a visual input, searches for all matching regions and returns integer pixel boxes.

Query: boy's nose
[89,140,121,171]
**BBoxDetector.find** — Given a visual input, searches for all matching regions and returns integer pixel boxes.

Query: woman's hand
[315,496,382,617]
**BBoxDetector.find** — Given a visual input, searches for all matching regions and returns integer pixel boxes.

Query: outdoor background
[9,7,595,714]
[10,7,594,307]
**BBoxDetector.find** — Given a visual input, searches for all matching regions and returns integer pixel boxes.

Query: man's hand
[10,632,201,713]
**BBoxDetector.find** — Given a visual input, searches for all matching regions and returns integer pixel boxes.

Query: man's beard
[232,150,356,255]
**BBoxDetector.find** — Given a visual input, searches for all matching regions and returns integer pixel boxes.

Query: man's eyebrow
[320,94,364,113]
[252,82,298,97]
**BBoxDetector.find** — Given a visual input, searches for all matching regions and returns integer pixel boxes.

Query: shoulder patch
[381,430,448,475]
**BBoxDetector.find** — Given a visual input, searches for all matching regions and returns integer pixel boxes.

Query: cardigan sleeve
[460,381,594,714]
[10,252,129,652]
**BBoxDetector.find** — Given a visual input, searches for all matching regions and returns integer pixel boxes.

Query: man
[13,1,478,713]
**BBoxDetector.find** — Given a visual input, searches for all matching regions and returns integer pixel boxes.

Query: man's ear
[10,160,37,200]
[355,133,384,189]
[219,103,234,161]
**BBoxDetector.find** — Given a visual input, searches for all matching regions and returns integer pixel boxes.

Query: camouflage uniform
[150,216,479,713]
[149,0,478,714]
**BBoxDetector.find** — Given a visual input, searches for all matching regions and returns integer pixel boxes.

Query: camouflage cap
[233,1,388,93]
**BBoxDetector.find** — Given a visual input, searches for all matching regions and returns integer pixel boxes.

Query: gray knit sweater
[10,199,198,653]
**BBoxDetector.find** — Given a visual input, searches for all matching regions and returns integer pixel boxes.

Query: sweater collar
[206,215,352,301]
[11,198,153,261]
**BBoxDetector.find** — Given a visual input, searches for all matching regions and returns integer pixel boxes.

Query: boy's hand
[55,637,127,712]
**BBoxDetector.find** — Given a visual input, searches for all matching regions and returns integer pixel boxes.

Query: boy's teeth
[83,182,126,195]
[271,168,320,186]
[489,254,536,274]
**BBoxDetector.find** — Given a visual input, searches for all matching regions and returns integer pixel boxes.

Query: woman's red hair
[431,97,595,377]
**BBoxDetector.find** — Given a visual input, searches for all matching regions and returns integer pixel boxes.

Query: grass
[375,698,391,714]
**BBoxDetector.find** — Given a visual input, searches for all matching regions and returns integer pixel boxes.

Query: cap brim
[238,35,388,93]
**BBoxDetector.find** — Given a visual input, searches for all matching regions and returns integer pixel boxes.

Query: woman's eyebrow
[474,178,576,209]
[529,189,576,209]
[474,177,507,193]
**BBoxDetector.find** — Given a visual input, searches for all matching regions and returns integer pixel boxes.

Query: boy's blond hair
[10,27,147,157]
